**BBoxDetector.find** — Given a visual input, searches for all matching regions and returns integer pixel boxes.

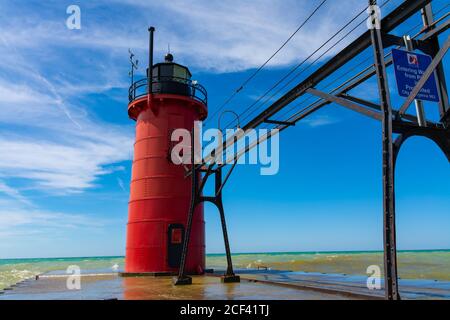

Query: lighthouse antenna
[128,48,138,86]
[148,26,155,95]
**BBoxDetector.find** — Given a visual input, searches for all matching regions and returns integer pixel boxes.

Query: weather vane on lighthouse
[128,48,139,86]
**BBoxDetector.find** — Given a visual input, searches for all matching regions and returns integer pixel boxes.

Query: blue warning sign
[392,48,440,102]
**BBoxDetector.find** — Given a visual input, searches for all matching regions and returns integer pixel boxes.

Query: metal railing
[128,76,207,106]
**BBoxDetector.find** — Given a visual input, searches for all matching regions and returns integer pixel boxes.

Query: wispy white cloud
[0,131,133,193]
[303,115,340,127]
[0,198,107,241]
[0,181,32,206]
[0,7,134,195]
[0,63,133,194]
[0,0,369,73]
[109,0,369,72]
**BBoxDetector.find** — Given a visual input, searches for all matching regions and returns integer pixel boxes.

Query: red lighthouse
[124,29,207,275]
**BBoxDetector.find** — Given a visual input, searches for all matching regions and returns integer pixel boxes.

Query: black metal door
[168,224,185,268]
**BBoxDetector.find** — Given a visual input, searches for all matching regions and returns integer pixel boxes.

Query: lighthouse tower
[124,30,207,275]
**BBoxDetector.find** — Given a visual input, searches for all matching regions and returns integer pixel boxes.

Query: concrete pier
[1,270,449,300]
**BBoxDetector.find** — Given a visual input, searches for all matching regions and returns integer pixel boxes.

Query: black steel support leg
[173,206,195,285]
[175,161,239,285]
[173,131,198,286]
[369,0,400,300]
[173,181,196,285]
[217,200,240,283]
[214,167,239,283]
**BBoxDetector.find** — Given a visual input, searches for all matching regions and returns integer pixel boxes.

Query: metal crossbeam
[339,94,382,110]
[422,16,450,40]
[312,92,439,127]
[264,119,296,126]
[306,88,382,121]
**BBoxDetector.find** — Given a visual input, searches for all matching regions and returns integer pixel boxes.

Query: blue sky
[0,0,449,259]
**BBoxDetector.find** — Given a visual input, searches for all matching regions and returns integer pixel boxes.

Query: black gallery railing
[128,76,208,106]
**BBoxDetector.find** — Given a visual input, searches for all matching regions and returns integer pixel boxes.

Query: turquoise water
[208,250,450,281]
[0,256,124,290]
[1,250,449,290]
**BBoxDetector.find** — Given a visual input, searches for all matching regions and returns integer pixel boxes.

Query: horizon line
[2,248,450,261]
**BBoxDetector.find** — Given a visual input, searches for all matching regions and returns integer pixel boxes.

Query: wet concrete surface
[241,270,450,300]
[0,272,354,300]
[1,269,448,300]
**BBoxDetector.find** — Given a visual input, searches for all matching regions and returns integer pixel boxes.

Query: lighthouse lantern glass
[128,56,206,106]
[173,65,189,80]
